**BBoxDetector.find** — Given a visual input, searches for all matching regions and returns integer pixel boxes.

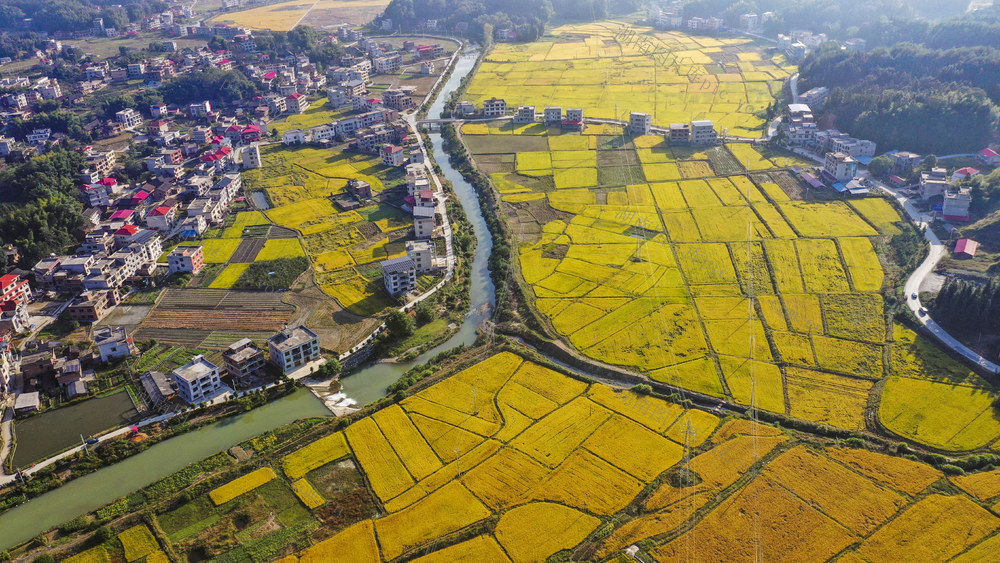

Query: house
[115,108,143,130]
[919,167,949,200]
[283,129,307,146]
[888,151,922,175]
[381,256,417,295]
[0,274,31,306]
[952,167,980,182]
[824,152,858,182]
[406,240,436,273]
[413,206,435,239]
[689,120,717,145]
[563,108,584,131]
[222,338,266,384]
[669,123,691,145]
[347,179,373,200]
[167,245,204,275]
[14,391,40,415]
[454,101,476,116]
[146,205,178,231]
[94,326,136,362]
[286,92,309,114]
[189,100,212,117]
[267,325,320,374]
[0,300,30,333]
[954,238,979,258]
[242,144,262,169]
[383,89,415,111]
[483,97,506,118]
[66,289,120,323]
[544,106,562,124]
[514,105,536,124]
[381,144,405,167]
[629,112,652,136]
[141,370,175,405]
[0,136,15,156]
[977,148,1000,166]
[942,186,972,222]
[172,354,223,404]
[27,128,52,144]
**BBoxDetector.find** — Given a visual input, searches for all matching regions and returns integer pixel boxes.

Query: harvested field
[230,238,265,263]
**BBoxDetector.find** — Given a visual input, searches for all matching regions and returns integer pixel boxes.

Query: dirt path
[0,399,16,478]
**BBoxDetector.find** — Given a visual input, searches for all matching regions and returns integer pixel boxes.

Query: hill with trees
[799,42,1000,154]
[0,0,170,34]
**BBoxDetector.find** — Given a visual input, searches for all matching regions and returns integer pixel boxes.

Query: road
[789,73,800,103]
[873,180,1000,375]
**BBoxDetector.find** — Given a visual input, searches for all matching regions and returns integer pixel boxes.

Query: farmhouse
[268,326,320,374]
[167,245,205,275]
[689,120,717,145]
[954,238,979,258]
[382,256,417,295]
[668,123,690,145]
[172,354,223,404]
[483,97,507,118]
[823,152,858,182]
[544,106,563,124]
[406,240,436,273]
[223,338,266,384]
[629,112,652,135]
[515,105,536,124]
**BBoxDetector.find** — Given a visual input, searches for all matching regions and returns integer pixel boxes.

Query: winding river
[0,46,493,550]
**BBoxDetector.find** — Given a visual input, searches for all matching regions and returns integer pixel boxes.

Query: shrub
[941,464,965,475]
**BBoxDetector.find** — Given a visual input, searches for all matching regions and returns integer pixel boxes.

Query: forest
[378,0,638,41]
[0,0,169,34]
[0,150,86,268]
[799,42,1000,154]
[930,277,1000,337]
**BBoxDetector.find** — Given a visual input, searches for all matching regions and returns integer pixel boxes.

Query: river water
[0,47,493,550]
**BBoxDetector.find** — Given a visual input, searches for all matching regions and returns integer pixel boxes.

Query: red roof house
[115,225,139,236]
[149,206,173,217]
[110,209,134,221]
[955,238,979,258]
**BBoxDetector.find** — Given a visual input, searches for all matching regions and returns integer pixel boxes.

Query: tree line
[0,149,86,268]
[377,0,633,42]
[930,277,1000,336]
[0,0,170,34]
[799,42,1000,154]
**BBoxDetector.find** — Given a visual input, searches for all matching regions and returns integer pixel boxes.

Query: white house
[267,325,320,374]
[172,354,223,404]
[382,256,417,295]
[95,326,136,363]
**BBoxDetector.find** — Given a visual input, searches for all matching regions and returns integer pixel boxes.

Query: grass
[198,239,243,263]
[255,239,306,261]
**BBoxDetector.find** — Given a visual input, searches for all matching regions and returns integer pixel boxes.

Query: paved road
[874,180,1000,374]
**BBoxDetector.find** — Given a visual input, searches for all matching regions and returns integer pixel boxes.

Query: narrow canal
[0,45,494,549]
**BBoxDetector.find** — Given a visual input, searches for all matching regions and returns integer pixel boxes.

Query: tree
[414,302,434,326]
[867,155,892,179]
[385,310,415,339]
[923,154,938,169]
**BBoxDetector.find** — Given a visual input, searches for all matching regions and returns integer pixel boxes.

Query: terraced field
[466,23,795,137]
[49,352,999,562]
[461,118,1000,450]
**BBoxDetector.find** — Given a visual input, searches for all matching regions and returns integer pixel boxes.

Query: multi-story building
[413,206,435,239]
[942,186,972,222]
[668,123,690,145]
[283,128,308,145]
[222,338,266,384]
[242,144,262,169]
[167,245,204,275]
[0,274,31,306]
[799,87,830,108]
[544,106,562,124]
[381,256,417,295]
[66,289,120,322]
[146,205,178,231]
[27,128,52,144]
[406,240,436,273]
[172,354,223,404]
[0,136,14,156]
[454,101,476,116]
[189,100,212,117]
[382,89,415,111]
[95,326,136,362]
[629,112,652,135]
[514,105,536,124]
[690,120,717,145]
[824,152,858,182]
[381,144,405,167]
[919,167,950,200]
[267,326,320,374]
[483,97,506,118]
[0,300,29,333]
[286,92,309,114]
[115,108,143,130]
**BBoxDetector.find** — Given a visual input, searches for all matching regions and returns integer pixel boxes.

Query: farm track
[231,239,266,263]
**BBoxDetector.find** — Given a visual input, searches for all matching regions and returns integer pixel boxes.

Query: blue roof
[855,156,873,165]
[832,183,847,192]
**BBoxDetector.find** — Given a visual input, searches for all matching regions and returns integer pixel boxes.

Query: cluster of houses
[142,324,321,407]
[380,163,444,297]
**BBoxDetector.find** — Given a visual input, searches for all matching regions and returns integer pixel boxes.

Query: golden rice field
[208,0,314,31]
[460,118,999,449]
[241,143,411,315]
[166,352,999,562]
[466,23,795,136]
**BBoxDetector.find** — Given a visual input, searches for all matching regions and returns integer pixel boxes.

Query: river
[0,46,493,550]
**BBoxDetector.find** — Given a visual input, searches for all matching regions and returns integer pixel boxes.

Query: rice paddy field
[239,143,411,315]
[461,114,1000,449]
[50,352,1000,562]
[466,22,795,137]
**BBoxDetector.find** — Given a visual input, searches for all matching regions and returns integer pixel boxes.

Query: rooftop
[268,325,318,352]
[173,355,218,382]
[382,256,416,275]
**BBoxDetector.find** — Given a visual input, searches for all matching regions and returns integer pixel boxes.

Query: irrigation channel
[0,47,495,549]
